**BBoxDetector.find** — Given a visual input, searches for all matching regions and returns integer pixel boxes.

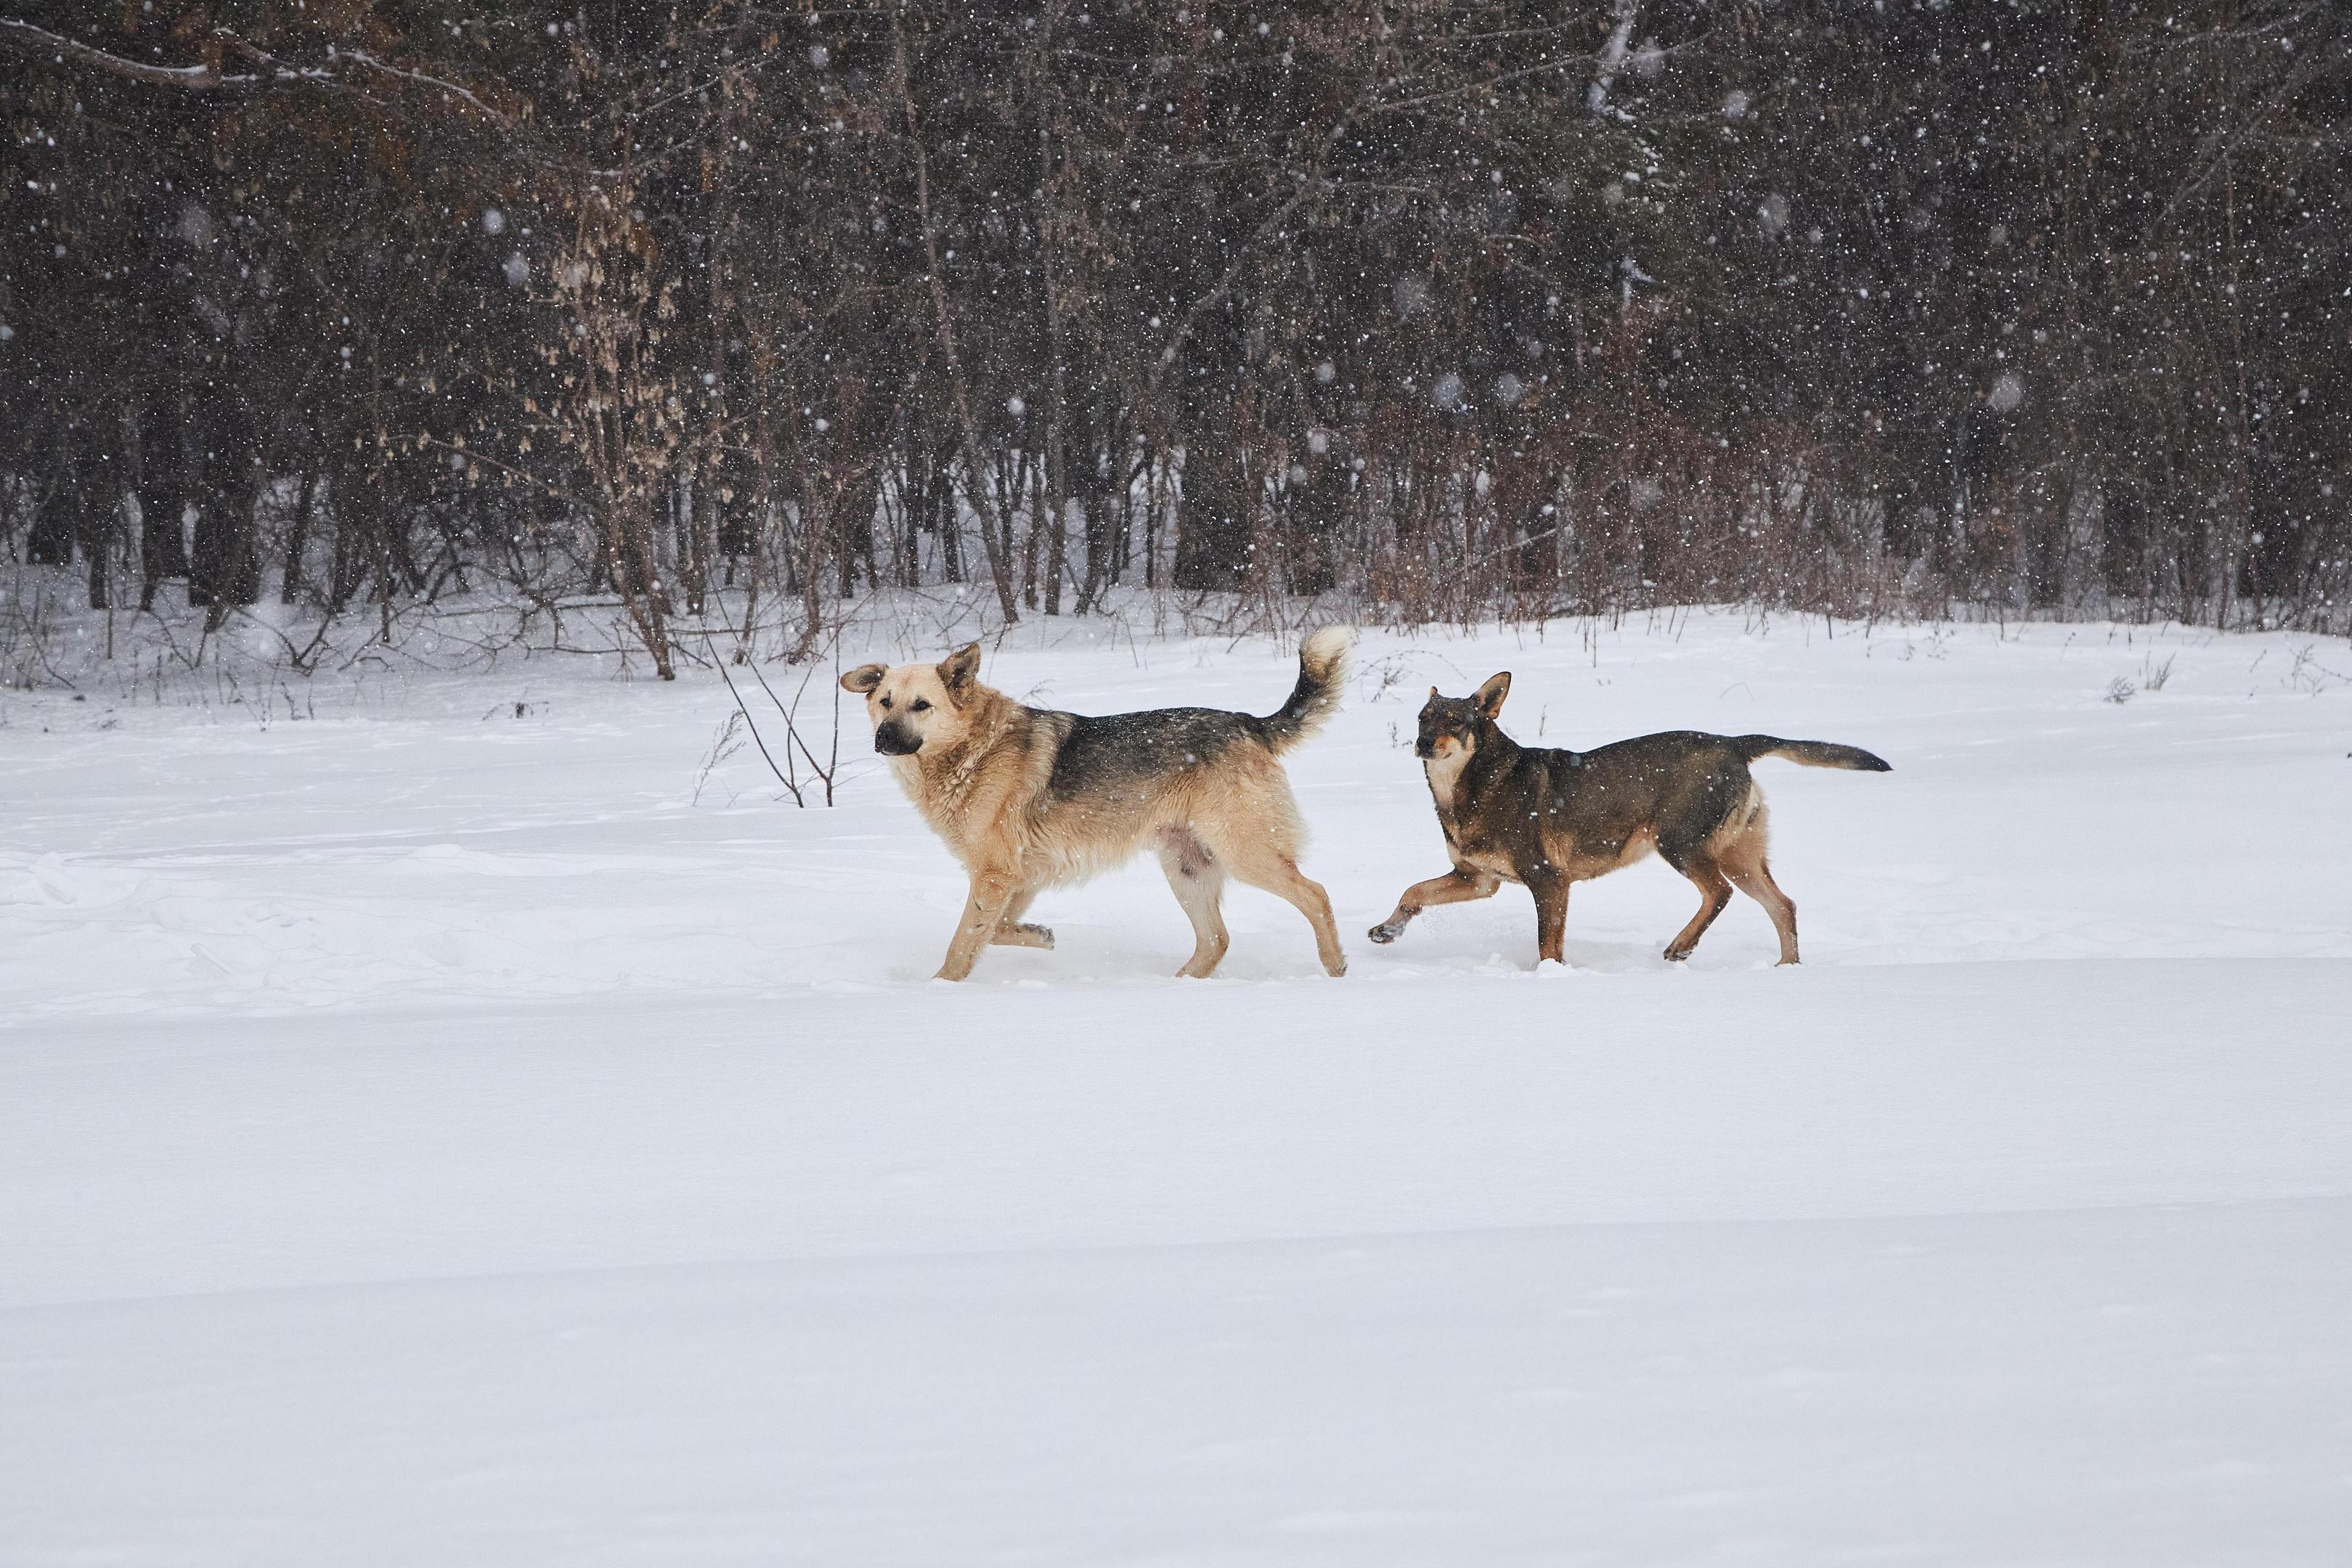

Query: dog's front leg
[1526,867,1571,965]
[1368,866,1502,944]
[937,871,1018,981]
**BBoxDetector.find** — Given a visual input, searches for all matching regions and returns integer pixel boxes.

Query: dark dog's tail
[1260,626,1356,754]
[1735,735,1892,772]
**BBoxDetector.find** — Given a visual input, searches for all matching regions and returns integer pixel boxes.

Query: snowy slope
[5,613,2350,1565]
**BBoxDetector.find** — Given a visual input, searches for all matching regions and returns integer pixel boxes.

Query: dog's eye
[878,695,892,709]
[909,698,931,714]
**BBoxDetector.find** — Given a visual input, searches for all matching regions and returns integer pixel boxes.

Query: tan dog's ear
[840,663,887,695]
[938,642,982,696]
[1473,671,1512,718]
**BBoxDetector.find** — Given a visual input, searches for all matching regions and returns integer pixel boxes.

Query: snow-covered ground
[6,609,2351,1565]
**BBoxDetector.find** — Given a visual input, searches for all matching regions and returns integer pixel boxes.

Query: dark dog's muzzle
[873,722,921,756]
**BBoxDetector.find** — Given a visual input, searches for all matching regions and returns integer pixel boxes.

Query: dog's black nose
[874,726,920,756]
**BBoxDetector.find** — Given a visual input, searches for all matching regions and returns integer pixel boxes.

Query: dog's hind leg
[990,886,1055,950]
[1658,772,1754,964]
[1208,830,1348,977]
[1157,829,1232,979]
[1718,814,1799,965]
[1665,827,1740,963]
[1660,854,1734,962]
[1369,867,1503,944]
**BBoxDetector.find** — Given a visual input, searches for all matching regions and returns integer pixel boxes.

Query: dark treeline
[3,1,2347,673]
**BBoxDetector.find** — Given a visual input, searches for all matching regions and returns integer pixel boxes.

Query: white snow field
[5,610,2351,1566]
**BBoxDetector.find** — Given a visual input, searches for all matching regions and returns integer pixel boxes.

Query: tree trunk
[280,471,322,605]
[1175,420,1252,592]
[187,396,262,613]
[1287,450,1350,595]
[137,388,190,611]
[895,13,1020,626]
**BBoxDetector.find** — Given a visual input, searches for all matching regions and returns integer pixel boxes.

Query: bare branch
[331,46,522,132]
[1,18,519,136]
[0,17,223,89]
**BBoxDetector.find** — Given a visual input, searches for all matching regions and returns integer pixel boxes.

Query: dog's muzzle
[873,722,921,756]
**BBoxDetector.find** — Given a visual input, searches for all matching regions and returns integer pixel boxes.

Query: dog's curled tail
[1735,735,1893,772]
[1261,625,1356,754]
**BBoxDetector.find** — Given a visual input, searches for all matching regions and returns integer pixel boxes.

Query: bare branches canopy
[3,0,2347,659]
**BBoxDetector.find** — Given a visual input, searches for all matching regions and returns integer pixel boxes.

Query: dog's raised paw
[1367,923,1400,944]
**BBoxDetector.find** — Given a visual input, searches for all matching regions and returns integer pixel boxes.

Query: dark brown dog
[1368,674,1889,966]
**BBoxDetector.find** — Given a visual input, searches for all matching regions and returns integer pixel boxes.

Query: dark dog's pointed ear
[1474,671,1512,717]
[938,642,982,695]
[1427,685,1439,703]
[840,663,887,695]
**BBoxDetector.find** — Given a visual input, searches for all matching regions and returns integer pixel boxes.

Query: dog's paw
[1661,946,1692,963]
[1367,922,1402,945]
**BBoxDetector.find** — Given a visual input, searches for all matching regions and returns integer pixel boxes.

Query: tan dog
[842,629,1356,981]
